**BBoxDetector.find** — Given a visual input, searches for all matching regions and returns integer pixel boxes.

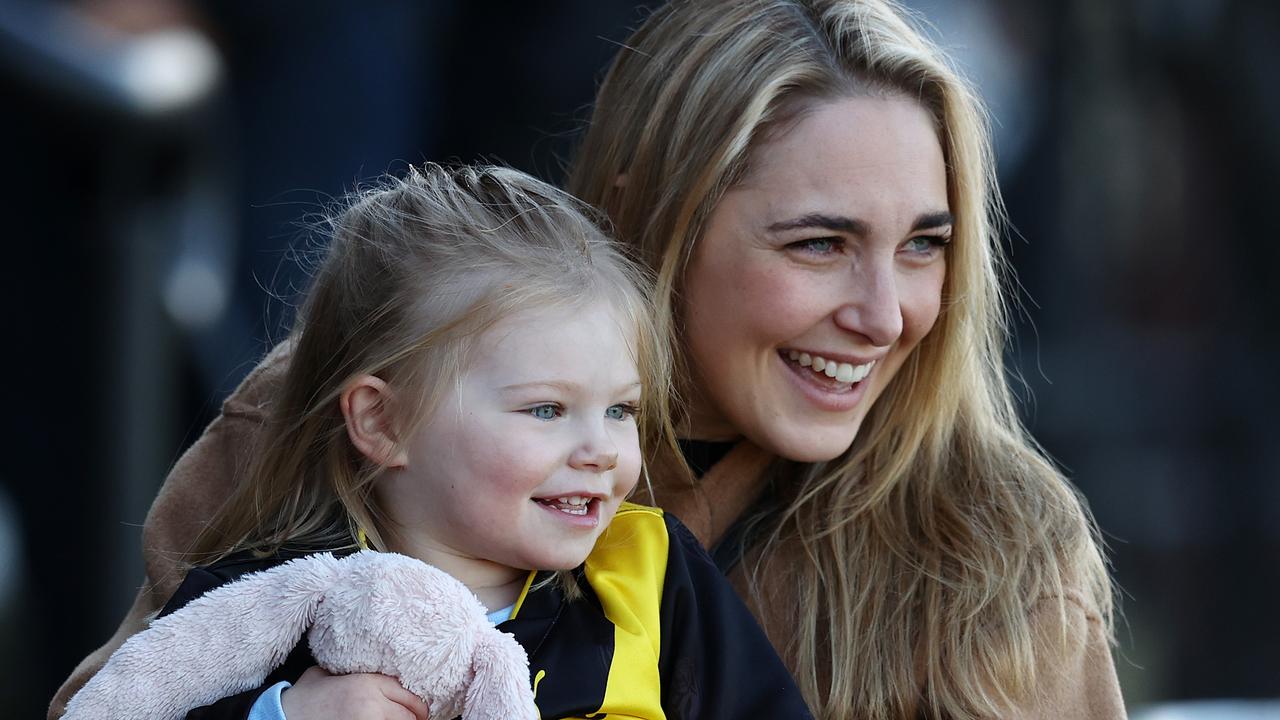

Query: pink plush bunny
[62,551,538,720]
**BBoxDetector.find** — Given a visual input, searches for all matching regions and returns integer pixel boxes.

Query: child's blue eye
[606,403,638,421]
[529,404,560,420]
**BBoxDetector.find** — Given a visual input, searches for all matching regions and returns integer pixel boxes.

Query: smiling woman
[566,0,1122,717]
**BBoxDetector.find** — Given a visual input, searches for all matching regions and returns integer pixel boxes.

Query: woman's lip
[780,347,881,366]
[777,352,870,412]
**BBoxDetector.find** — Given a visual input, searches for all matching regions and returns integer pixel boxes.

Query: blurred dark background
[2,0,1276,716]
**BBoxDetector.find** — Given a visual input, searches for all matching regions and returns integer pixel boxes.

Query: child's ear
[341,375,408,468]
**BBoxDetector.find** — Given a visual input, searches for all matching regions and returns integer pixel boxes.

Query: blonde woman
[52,1,1124,718]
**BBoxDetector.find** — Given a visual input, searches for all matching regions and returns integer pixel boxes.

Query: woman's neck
[677,437,739,478]
[678,378,743,441]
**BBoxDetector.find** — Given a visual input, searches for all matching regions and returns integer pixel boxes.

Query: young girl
[82,164,812,719]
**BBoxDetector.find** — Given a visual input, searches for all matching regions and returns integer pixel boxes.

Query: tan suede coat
[50,344,1126,719]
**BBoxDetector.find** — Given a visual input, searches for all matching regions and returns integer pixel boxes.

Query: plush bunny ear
[462,630,539,720]
[62,553,345,720]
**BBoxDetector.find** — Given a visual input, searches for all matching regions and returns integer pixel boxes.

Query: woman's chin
[749,422,860,464]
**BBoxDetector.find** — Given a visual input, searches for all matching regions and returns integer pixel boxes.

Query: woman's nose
[832,256,904,347]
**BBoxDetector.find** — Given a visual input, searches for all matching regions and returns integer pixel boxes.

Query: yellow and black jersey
[164,503,813,719]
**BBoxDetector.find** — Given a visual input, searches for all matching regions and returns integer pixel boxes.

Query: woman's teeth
[787,350,874,383]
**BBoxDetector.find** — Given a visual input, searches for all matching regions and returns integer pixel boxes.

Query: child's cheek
[456,427,550,494]
[611,427,644,495]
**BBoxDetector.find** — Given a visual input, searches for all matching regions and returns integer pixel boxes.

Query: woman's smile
[681,95,949,462]
[776,349,878,412]
[780,348,877,385]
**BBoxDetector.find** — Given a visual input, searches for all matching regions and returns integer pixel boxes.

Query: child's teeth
[789,350,800,361]
[813,357,826,372]
[824,362,838,378]
[798,352,812,367]
[542,496,591,516]
[835,363,854,382]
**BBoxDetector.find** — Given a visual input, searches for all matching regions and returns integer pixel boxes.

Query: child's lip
[531,491,607,502]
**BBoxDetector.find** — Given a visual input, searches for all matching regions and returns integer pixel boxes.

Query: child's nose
[570,430,619,472]
[570,447,618,473]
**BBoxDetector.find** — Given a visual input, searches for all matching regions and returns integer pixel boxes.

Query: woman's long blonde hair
[192,164,673,583]
[568,1,1112,717]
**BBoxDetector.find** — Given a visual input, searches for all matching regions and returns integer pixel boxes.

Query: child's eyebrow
[500,381,643,394]
[500,381,577,393]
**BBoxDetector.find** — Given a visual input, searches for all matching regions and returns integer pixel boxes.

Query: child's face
[379,301,644,580]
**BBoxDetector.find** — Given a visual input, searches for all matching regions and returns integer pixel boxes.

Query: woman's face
[681,95,950,462]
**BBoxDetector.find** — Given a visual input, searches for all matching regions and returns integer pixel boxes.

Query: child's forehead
[479,301,636,348]
[467,302,640,378]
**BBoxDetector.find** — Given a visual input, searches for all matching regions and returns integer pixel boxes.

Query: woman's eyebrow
[767,210,952,236]
[767,213,870,236]
[912,211,954,231]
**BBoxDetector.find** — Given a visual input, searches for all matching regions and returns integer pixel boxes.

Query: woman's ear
[341,375,407,468]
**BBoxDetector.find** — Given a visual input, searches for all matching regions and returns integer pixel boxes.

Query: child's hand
[281,666,431,719]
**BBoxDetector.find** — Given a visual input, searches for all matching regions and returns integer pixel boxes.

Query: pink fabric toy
[62,551,538,720]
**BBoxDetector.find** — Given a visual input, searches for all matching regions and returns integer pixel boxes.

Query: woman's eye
[788,237,841,254]
[605,403,638,421]
[902,234,951,255]
[528,404,561,420]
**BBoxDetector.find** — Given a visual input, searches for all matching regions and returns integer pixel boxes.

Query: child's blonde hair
[192,164,673,573]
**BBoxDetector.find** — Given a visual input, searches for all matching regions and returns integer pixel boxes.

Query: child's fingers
[282,667,428,719]
[368,674,432,720]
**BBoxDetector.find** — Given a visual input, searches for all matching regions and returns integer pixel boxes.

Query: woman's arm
[144,339,294,598]
[48,341,293,720]
[1013,586,1126,712]
[1016,589,1127,719]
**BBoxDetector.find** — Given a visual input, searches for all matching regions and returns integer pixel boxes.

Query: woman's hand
[280,666,431,719]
